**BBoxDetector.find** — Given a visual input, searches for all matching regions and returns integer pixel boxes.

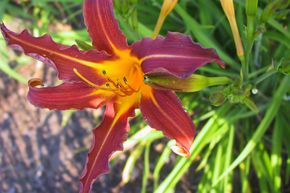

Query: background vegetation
[0,0,289,192]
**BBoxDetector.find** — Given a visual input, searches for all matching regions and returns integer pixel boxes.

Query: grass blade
[214,76,290,185]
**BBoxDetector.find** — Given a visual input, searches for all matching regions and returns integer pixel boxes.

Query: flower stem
[244,0,258,83]
[240,55,248,85]
[254,68,276,85]
[246,0,258,47]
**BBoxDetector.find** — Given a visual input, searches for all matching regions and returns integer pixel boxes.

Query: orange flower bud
[220,0,244,57]
[152,0,178,38]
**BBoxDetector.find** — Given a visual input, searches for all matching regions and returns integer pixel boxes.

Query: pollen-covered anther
[107,77,138,96]
[123,77,128,83]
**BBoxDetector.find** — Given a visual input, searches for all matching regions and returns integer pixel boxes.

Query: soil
[0,64,83,192]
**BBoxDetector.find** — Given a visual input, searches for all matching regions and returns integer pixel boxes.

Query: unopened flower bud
[209,92,226,106]
[220,0,244,57]
[152,0,178,38]
[144,74,231,92]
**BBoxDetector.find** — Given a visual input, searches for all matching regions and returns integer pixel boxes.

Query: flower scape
[0,0,224,192]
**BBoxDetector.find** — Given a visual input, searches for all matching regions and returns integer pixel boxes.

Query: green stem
[141,142,151,193]
[240,55,247,84]
[254,69,276,85]
[246,17,255,46]
[248,65,269,78]
[244,0,258,83]
[246,0,258,46]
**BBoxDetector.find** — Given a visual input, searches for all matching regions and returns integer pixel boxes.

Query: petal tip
[214,54,225,69]
[171,145,190,157]
[0,23,10,42]
[28,78,44,87]
[0,22,6,30]
[217,60,226,69]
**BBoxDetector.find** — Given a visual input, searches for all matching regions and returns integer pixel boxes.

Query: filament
[73,68,138,97]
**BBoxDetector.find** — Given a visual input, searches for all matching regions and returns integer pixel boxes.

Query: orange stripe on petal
[80,102,136,193]
[83,0,129,55]
[140,87,195,156]
[1,24,109,84]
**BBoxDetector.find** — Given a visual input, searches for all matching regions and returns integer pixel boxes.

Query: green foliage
[1,0,289,192]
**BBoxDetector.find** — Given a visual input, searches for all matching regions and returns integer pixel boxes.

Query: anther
[123,77,128,84]
[73,68,115,92]
[102,70,107,75]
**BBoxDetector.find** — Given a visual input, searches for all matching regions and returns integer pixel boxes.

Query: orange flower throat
[73,50,144,97]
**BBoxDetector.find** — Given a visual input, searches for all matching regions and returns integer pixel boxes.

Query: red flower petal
[140,88,195,156]
[28,79,113,110]
[83,0,129,55]
[0,23,108,84]
[132,32,225,78]
[80,102,135,193]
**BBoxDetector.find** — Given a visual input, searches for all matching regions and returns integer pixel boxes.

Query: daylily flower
[0,0,224,192]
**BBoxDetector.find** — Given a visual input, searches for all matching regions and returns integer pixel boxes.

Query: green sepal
[223,83,259,113]
[209,92,226,107]
[243,97,259,113]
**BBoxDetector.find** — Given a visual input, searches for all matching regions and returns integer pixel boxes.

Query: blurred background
[0,0,289,193]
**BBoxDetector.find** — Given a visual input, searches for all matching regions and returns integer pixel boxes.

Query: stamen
[123,77,140,93]
[117,83,133,95]
[108,77,138,95]
[73,68,140,97]
[107,78,119,88]
[127,84,140,93]
[123,77,128,83]
[73,68,115,91]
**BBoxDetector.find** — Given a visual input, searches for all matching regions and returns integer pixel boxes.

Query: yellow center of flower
[73,50,144,97]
